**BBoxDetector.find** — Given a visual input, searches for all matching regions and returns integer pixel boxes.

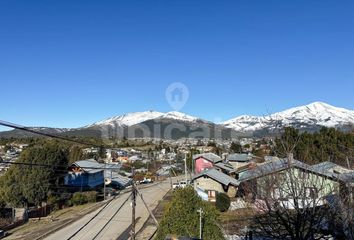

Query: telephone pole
[131,168,136,240]
[168,157,173,189]
[103,162,106,200]
[184,153,188,183]
[197,208,203,239]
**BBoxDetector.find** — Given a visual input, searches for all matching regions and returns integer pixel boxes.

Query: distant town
[0,124,353,239]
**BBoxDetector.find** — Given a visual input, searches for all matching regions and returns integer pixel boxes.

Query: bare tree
[239,158,346,240]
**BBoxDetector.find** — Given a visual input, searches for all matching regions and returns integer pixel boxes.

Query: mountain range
[1,102,353,139]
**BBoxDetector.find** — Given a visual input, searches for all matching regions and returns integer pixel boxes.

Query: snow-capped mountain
[88,110,203,128]
[88,111,164,127]
[222,102,354,134]
[79,110,219,139]
[1,102,353,139]
[159,111,201,122]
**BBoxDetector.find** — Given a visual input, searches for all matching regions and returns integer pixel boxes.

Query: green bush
[155,187,224,240]
[215,192,230,212]
[84,191,97,203]
[71,191,97,206]
[71,192,88,206]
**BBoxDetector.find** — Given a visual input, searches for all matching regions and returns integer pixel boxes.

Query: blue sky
[0,0,353,130]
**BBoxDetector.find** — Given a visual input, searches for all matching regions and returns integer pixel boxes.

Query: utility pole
[168,157,173,189]
[103,162,106,200]
[191,149,194,175]
[131,168,136,240]
[184,153,188,183]
[197,208,203,239]
[136,188,159,226]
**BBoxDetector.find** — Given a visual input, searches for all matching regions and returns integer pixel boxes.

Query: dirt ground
[4,201,106,240]
[136,190,173,240]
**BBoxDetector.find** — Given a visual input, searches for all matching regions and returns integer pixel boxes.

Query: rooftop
[238,158,354,184]
[193,153,222,164]
[71,159,103,174]
[214,162,236,173]
[193,168,239,186]
[226,153,252,162]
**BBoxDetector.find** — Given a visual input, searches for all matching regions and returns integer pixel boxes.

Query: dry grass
[6,202,102,240]
[220,207,255,235]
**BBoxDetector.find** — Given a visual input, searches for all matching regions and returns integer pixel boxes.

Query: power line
[92,193,132,240]
[0,120,104,148]
[66,197,116,240]
[1,160,121,170]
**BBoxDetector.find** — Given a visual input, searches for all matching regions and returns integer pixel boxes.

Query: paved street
[45,179,174,240]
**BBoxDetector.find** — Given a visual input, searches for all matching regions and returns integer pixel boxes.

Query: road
[44,178,174,240]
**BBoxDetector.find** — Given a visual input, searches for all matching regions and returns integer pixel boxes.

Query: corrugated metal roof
[238,158,354,184]
[227,153,252,162]
[311,161,354,183]
[193,153,222,164]
[105,171,131,186]
[310,161,338,172]
[214,162,236,173]
[72,159,103,174]
[238,158,308,182]
[193,168,239,186]
[338,172,354,183]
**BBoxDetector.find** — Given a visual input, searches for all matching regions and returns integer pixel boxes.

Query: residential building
[236,157,353,208]
[226,153,253,169]
[193,168,239,201]
[193,153,222,174]
[65,159,104,190]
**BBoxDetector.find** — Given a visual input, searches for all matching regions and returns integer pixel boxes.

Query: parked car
[105,187,118,196]
[172,180,190,189]
[0,230,7,239]
[140,178,153,184]
[137,178,153,184]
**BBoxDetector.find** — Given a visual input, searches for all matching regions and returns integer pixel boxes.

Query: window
[208,190,216,198]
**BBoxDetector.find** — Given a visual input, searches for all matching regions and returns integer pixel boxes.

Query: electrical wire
[0,120,105,148]
[66,196,117,240]
[91,193,132,240]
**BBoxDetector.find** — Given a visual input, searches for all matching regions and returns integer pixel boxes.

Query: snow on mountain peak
[86,102,353,133]
[88,110,202,128]
[223,102,354,132]
[162,111,200,122]
[89,111,164,127]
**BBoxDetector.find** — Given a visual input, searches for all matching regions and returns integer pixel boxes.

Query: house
[236,158,349,208]
[65,159,104,190]
[128,155,141,162]
[82,147,99,154]
[214,162,236,178]
[193,153,222,174]
[226,153,253,169]
[105,171,131,190]
[116,156,129,163]
[192,168,239,201]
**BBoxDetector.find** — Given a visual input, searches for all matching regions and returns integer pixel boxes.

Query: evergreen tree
[0,141,69,207]
[273,127,354,166]
[155,187,224,240]
[230,141,242,153]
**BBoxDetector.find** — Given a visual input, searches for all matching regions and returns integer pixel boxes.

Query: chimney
[288,153,294,165]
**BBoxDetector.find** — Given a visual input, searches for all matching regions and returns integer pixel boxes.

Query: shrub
[216,192,230,212]
[71,192,88,206]
[155,187,224,240]
[84,191,97,203]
